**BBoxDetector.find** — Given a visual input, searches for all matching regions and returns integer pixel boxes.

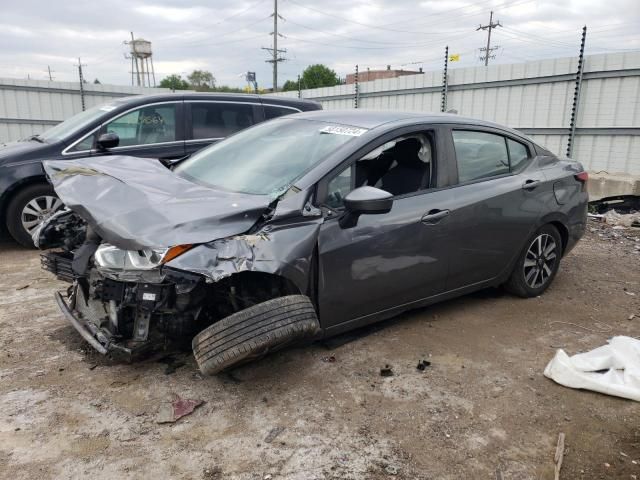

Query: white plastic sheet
[544,336,640,401]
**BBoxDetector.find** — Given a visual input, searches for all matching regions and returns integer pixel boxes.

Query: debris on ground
[554,432,565,480]
[416,359,431,371]
[384,464,400,475]
[156,395,204,423]
[264,426,285,444]
[544,336,640,401]
[157,354,187,375]
[322,355,336,363]
[380,365,394,377]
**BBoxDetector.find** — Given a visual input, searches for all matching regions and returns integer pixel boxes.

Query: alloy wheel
[523,233,557,289]
[21,195,64,236]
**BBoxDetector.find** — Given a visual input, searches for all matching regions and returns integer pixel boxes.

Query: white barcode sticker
[320,125,367,137]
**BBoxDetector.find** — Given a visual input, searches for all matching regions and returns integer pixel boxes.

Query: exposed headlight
[94,244,192,270]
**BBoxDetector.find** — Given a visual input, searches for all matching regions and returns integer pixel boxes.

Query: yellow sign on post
[449,54,460,62]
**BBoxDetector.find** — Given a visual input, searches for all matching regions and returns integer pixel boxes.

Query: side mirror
[96,132,119,150]
[340,186,393,228]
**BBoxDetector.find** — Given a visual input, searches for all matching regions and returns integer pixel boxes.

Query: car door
[184,101,261,156]
[316,127,452,330]
[99,101,185,160]
[441,126,546,290]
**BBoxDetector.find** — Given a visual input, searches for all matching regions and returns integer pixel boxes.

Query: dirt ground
[0,221,638,480]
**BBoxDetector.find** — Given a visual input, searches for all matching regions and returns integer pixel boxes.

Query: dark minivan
[0,93,321,246]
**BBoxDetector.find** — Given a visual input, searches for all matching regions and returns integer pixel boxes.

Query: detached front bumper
[54,291,109,354]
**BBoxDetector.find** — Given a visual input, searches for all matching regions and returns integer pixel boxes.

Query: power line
[283,17,468,45]
[477,11,502,66]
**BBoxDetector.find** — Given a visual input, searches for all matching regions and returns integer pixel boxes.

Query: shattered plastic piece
[264,426,285,443]
[416,359,431,371]
[544,336,640,401]
[156,396,204,423]
[380,365,393,377]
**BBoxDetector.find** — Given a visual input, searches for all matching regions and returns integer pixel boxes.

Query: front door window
[104,104,177,146]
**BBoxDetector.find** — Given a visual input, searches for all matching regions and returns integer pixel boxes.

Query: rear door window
[190,102,257,139]
[507,138,530,170]
[264,105,300,120]
[452,130,510,183]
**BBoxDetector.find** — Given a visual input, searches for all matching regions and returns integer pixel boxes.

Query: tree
[282,79,298,92]
[159,74,190,90]
[93,78,101,84]
[298,64,340,90]
[188,70,216,90]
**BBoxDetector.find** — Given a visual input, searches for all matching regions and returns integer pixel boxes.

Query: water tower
[125,33,156,87]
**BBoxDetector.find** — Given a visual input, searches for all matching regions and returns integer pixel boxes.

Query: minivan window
[190,102,256,140]
[176,118,360,197]
[264,105,299,120]
[453,130,510,183]
[104,104,177,146]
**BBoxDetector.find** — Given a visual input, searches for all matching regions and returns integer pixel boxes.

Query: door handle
[522,179,541,190]
[421,209,450,224]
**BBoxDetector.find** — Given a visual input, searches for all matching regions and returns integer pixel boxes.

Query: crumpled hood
[43,156,273,250]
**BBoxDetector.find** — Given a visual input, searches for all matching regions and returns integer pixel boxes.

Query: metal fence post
[354,64,359,109]
[441,46,449,112]
[567,26,587,158]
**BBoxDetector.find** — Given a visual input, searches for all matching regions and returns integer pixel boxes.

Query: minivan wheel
[504,224,563,298]
[192,295,320,375]
[6,184,64,248]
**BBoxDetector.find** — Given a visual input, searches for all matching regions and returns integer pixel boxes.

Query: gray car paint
[41,111,588,335]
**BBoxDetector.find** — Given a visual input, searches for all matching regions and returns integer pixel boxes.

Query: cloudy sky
[1,0,639,89]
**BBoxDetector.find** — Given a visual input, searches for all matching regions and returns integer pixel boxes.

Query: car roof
[110,92,320,110]
[289,109,526,137]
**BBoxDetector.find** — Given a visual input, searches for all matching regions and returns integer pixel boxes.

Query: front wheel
[504,224,563,298]
[6,184,65,248]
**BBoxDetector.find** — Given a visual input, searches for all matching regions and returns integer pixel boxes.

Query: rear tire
[504,224,563,298]
[192,295,320,375]
[6,183,63,248]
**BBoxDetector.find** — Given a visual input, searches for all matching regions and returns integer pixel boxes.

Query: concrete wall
[0,78,174,142]
[274,52,640,184]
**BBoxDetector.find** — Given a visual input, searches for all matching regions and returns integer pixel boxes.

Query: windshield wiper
[25,134,44,143]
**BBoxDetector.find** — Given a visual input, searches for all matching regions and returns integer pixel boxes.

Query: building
[345,66,423,84]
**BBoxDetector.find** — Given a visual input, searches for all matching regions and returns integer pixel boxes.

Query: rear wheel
[6,184,64,248]
[504,224,562,298]
[192,295,320,375]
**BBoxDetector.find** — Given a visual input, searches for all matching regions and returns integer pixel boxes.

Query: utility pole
[262,0,286,91]
[567,26,587,158]
[76,57,87,111]
[45,66,55,81]
[477,11,502,66]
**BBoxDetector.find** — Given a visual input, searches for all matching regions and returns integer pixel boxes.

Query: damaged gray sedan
[37,111,588,374]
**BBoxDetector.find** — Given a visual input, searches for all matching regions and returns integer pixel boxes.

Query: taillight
[575,171,588,182]
[574,171,588,191]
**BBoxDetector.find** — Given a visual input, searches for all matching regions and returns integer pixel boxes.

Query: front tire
[504,224,563,298]
[192,295,320,375]
[6,184,64,248]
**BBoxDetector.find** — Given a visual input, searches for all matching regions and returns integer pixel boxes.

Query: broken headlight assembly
[94,244,193,269]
